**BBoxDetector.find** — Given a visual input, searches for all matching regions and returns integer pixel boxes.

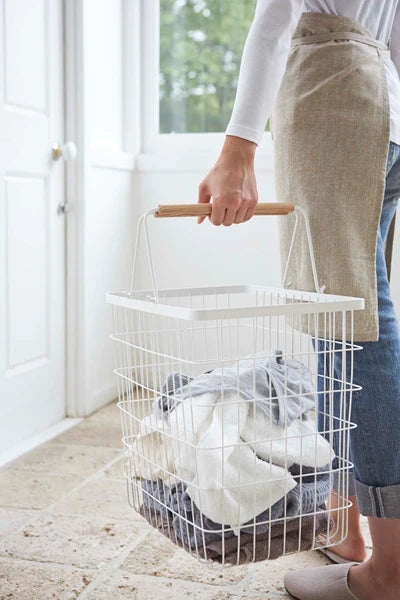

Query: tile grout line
[1,448,288,597]
[1,440,124,469]
[77,562,254,600]
[229,565,253,597]
[0,450,128,546]
[0,419,84,469]
[39,508,152,525]
[1,451,291,599]
[0,406,295,598]
[2,404,265,596]
[74,528,150,599]
[0,554,96,570]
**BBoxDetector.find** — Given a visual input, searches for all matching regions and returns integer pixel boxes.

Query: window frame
[139,0,272,161]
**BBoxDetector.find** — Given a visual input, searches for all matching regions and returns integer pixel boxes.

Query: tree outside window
[160,0,258,134]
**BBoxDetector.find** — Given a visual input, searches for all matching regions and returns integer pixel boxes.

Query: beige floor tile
[0,470,83,510]
[1,395,349,600]
[52,477,143,522]
[121,529,247,586]
[94,400,120,418]
[0,507,34,537]
[9,443,122,476]
[242,550,328,597]
[103,456,126,480]
[85,571,234,600]
[0,556,94,600]
[1,513,145,569]
[53,406,122,448]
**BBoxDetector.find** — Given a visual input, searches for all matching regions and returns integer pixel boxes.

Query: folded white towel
[128,414,175,486]
[242,404,335,469]
[129,386,334,530]
[170,391,297,529]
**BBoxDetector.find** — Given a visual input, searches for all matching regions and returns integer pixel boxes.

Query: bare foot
[326,528,367,563]
[322,493,367,563]
[348,562,400,600]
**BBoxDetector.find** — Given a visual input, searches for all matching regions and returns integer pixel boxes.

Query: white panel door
[0,0,65,454]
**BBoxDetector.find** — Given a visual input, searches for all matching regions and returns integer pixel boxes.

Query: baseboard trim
[86,383,118,416]
[0,417,83,469]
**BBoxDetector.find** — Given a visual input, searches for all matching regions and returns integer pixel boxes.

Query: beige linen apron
[270,12,392,342]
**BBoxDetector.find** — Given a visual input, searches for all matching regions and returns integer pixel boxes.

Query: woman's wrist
[220,135,257,162]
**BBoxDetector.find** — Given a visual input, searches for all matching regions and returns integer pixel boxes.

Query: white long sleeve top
[225,0,400,145]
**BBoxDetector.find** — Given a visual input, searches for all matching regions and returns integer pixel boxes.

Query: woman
[197,2,400,599]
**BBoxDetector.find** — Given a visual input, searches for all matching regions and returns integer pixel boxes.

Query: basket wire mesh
[107,204,364,566]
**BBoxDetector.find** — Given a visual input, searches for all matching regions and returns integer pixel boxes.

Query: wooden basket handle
[155,202,295,218]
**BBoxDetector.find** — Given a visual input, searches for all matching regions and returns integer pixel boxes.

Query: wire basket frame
[106,203,364,567]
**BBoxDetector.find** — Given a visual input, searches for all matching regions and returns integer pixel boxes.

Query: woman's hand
[197,135,258,226]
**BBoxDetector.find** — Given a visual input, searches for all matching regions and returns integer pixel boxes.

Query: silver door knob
[52,141,77,161]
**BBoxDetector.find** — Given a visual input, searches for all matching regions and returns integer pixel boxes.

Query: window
[159,0,256,134]
[139,0,271,159]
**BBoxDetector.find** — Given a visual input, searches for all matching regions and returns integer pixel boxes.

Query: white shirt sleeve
[225,0,305,145]
[390,3,400,77]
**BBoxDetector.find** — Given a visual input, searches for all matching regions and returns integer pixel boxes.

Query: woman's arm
[198,0,304,226]
[225,0,305,145]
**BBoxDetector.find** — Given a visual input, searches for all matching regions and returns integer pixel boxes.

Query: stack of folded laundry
[130,350,335,564]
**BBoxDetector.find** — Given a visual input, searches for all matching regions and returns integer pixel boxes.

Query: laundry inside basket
[129,351,335,564]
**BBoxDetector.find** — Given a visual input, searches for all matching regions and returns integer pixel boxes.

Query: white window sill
[86,134,274,173]
[135,132,274,172]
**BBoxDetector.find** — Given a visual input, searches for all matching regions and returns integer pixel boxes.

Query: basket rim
[105,283,365,321]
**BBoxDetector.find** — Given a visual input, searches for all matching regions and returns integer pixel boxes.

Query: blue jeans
[317,140,400,519]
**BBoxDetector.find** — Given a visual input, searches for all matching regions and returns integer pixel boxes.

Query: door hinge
[57,202,71,215]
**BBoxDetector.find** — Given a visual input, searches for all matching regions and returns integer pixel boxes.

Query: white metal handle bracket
[281,206,326,295]
[129,204,325,302]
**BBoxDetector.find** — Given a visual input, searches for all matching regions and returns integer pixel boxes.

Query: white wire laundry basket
[106,202,364,566]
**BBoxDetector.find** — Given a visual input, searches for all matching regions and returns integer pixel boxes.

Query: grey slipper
[284,563,360,600]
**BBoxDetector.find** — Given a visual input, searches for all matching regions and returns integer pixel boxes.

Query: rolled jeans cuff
[354,478,400,519]
[333,470,356,497]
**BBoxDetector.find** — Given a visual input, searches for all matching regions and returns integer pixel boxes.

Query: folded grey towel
[141,464,331,551]
[153,373,193,417]
[140,479,173,518]
[139,503,332,564]
[153,351,315,427]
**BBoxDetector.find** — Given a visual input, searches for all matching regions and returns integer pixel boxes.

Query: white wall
[67,0,140,416]
[134,165,281,294]
[83,1,135,414]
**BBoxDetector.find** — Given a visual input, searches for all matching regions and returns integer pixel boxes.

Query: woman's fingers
[227,197,258,225]
[233,203,250,224]
[197,136,258,226]
[223,205,239,226]
[209,199,227,226]
[242,199,258,222]
[197,191,259,226]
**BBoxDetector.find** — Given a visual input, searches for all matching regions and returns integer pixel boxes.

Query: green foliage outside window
[159,0,259,134]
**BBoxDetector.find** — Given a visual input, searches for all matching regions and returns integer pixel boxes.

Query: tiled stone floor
[0,400,372,600]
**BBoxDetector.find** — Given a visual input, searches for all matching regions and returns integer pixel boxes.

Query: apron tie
[291,31,389,53]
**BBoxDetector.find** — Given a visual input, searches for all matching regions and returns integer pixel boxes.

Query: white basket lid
[106,283,364,321]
